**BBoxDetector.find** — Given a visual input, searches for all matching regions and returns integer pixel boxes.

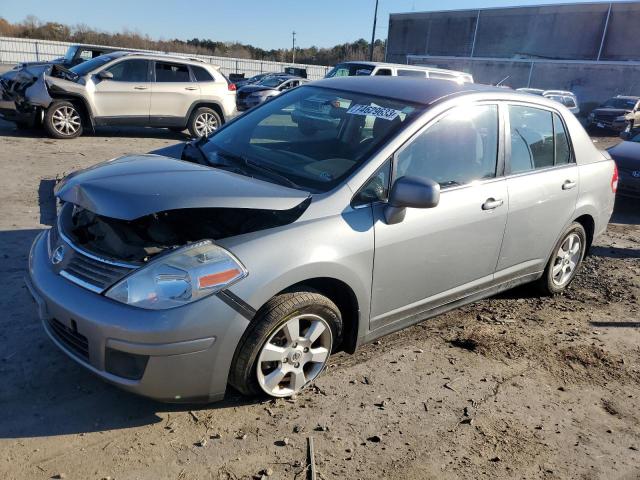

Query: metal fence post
[34,41,39,61]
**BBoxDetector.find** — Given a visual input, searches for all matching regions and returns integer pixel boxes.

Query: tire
[536,222,587,295]
[229,291,343,398]
[187,107,221,138]
[44,100,83,139]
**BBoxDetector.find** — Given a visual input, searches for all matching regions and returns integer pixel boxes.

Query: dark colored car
[608,130,640,198]
[587,96,640,132]
[11,44,119,71]
[234,73,278,89]
[236,75,308,111]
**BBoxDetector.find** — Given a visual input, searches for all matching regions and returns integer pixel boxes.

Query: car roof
[101,51,218,68]
[336,60,470,75]
[310,76,526,106]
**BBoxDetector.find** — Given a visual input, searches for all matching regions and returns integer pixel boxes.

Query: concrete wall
[387,2,640,112]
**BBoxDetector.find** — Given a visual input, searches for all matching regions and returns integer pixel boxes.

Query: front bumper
[589,117,628,131]
[617,171,640,198]
[236,96,265,111]
[27,230,250,402]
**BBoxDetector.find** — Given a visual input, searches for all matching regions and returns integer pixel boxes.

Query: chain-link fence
[0,36,331,79]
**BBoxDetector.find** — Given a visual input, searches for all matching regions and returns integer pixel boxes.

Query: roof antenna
[496,75,510,87]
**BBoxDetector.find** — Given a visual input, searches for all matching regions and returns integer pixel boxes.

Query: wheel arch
[573,213,595,255]
[187,101,226,124]
[48,93,95,129]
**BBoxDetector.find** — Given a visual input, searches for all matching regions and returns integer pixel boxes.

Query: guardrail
[0,36,331,80]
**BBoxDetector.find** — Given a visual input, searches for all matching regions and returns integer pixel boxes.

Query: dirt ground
[0,119,638,480]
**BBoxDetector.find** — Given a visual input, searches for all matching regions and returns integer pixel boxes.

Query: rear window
[155,62,191,82]
[325,63,374,78]
[192,66,214,82]
[397,69,426,78]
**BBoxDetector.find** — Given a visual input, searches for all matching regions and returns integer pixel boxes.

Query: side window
[396,104,499,188]
[375,69,392,76]
[508,105,554,173]
[353,160,392,206]
[553,113,571,165]
[78,49,93,61]
[397,69,426,78]
[155,62,191,82]
[104,60,149,82]
[192,66,214,82]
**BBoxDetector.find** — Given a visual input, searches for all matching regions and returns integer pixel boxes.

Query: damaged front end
[0,64,82,126]
[49,154,311,302]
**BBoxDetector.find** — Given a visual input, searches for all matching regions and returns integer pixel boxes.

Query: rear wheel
[188,107,221,138]
[229,292,342,398]
[537,222,586,295]
[44,101,83,139]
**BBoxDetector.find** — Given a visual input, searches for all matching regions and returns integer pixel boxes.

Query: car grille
[51,222,137,293]
[594,112,619,122]
[62,253,133,293]
[48,318,89,360]
[237,91,250,100]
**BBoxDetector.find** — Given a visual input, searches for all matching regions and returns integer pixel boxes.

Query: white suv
[0,51,237,138]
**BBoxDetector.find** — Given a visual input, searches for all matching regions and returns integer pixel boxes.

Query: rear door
[92,59,151,121]
[150,61,201,123]
[495,103,578,281]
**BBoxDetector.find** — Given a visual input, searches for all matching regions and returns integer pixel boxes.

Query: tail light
[611,163,619,193]
[228,83,237,91]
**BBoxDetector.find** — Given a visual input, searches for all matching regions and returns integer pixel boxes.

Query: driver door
[369,103,508,330]
[92,59,151,122]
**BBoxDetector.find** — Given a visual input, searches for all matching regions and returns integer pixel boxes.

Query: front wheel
[537,222,587,295]
[44,101,83,139]
[229,292,342,398]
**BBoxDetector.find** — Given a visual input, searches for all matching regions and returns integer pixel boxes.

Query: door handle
[482,198,504,210]
[133,86,148,90]
[562,180,577,190]
[185,86,198,91]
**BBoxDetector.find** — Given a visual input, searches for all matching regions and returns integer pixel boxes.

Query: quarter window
[155,62,191,82]
[396,104,499,188]
[375,69,392,76]
[509,105,571,173]
[353,160,392,206]
[553,114,571,165]
[104,59,149,82]
[192,66,214,82]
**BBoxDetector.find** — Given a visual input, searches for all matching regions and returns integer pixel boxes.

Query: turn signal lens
[611,163,619,193]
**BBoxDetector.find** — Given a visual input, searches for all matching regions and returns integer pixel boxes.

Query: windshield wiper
[214,149,301,190]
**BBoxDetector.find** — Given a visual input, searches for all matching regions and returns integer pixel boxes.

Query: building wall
[387,2,640,111]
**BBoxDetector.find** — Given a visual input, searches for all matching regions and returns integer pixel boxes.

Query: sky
[1,0,607,50]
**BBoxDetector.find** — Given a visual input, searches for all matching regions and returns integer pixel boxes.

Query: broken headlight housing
[105,240,247,310]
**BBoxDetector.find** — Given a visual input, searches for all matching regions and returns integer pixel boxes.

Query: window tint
[104,59,149,82]
[553,114,571,165]
[353,160,391,206]
[155,62,191,82]
[192,66,214,82]
[397,69,426,78]
[375,69,392,76]
[508,105,554,173]
[396,104,499,188]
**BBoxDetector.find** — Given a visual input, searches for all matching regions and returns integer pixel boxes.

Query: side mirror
[97,70,113,80]
[384,176,440,225]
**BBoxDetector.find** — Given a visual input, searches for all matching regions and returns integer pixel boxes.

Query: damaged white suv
[0,51,237,138]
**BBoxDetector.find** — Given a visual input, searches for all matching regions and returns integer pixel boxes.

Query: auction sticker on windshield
[347,104,400,121]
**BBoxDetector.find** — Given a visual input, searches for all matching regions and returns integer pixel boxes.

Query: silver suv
[0,51,237,138]
[27,77,616,402]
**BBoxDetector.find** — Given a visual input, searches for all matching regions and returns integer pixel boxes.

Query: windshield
[325,63,374,78]
[258,76,287,88]
[69,55,114,76]
[602,98,637,109]
[199,85,423,192]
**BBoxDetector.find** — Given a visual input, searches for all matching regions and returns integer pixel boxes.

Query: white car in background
[517,88,580,115]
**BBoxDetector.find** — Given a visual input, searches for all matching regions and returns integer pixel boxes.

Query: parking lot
[0,118,638,480]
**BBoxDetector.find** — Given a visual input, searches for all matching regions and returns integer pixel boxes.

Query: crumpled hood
[592,107,631,117]
[238,84,277,94]
[55,154,310,221]
[608,141,640,170]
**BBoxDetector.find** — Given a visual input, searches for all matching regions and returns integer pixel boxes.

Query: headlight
[105,240,247,310]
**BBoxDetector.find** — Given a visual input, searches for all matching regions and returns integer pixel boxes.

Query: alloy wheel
[194,112,218,137]
[551,233,582,287]
[256,313,332,397]
[51,105,81,136]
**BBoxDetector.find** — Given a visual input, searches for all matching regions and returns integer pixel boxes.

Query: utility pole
[369,0,379,61]
[292,31,296,64]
